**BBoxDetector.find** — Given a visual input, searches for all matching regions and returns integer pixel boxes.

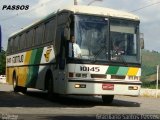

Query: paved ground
[0,84,160,120]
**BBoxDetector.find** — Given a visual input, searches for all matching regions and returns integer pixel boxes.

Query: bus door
[54,25,68,93]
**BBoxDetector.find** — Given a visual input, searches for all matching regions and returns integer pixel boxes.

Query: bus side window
[7,39,12,54]
[19,33,26,50]
[13,37,19,53]
[35,24,44,46]
[44,19,55,43]
[24,33,27,49]
[11,38,14,53]
[11,38,13,53]
[15,36,20,51]
[19,35,22,50]
[26,30,34,48]
[26,31,30,48]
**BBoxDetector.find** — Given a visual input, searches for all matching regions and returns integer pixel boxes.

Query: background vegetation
[141,50,160,89]
[0,49,6,75]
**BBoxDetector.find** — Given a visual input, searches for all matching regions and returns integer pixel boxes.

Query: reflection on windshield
[75,15,108,61]
[110,19,140,63]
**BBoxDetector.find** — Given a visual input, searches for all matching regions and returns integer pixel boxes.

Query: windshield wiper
[90,46,106,62]
[111,51,128,65]
[119,55,128,65]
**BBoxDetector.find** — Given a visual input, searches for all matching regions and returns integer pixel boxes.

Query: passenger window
[44,19,55,43]
[35,25,44,46]
[26,30,34,48]
[19,34,26,50]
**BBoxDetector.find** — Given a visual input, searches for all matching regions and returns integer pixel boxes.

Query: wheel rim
[13,77,16,88]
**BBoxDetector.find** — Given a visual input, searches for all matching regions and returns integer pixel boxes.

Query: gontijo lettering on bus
[7,54,24,64]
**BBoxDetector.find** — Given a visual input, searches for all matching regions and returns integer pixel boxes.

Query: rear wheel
[13,73,27,93]
[45,72,58,100]
[21,87,27,94]
[102,95,114,104]
[47,75,54,100]
[13,73,20,92]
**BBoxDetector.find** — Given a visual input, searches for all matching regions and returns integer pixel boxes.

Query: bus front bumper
[66,80,142,96]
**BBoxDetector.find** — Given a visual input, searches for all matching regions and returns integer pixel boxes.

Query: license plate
[102,84,114,90]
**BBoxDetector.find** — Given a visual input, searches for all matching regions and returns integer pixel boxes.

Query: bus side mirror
[0,26,2,52]
[140,39,144,49]
[64,20,70,40]
[140,33,144,49]
[64,27,70,40]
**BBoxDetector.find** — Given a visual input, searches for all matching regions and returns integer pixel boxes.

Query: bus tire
[13,72,27,93]
[21,87,27,94]
[102,95,114,104]
[45,71,54,100]
[13,73,20,92]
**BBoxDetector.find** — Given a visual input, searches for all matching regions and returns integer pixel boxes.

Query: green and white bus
[6,5,142,104]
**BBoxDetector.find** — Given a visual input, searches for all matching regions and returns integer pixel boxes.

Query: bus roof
[9,5,139,38]
[63,5,139,20]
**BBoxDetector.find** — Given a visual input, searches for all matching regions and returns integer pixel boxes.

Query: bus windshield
[74,15,140,64]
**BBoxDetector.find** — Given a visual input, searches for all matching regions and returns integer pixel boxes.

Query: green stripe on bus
[106,66,119,75]
[26,48,43,87]
[29,49,37,64]
[116,67,128,76]
[34,48,43,64]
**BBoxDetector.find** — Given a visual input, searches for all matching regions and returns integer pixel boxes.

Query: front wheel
[45,72,57,100]
[102,95,114,104]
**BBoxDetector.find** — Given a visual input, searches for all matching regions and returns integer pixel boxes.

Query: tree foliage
[0,49,6,74]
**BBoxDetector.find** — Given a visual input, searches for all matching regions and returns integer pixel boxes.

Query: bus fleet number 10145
[80,66,100,72]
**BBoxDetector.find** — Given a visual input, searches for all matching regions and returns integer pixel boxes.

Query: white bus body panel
[65,64,141,96]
